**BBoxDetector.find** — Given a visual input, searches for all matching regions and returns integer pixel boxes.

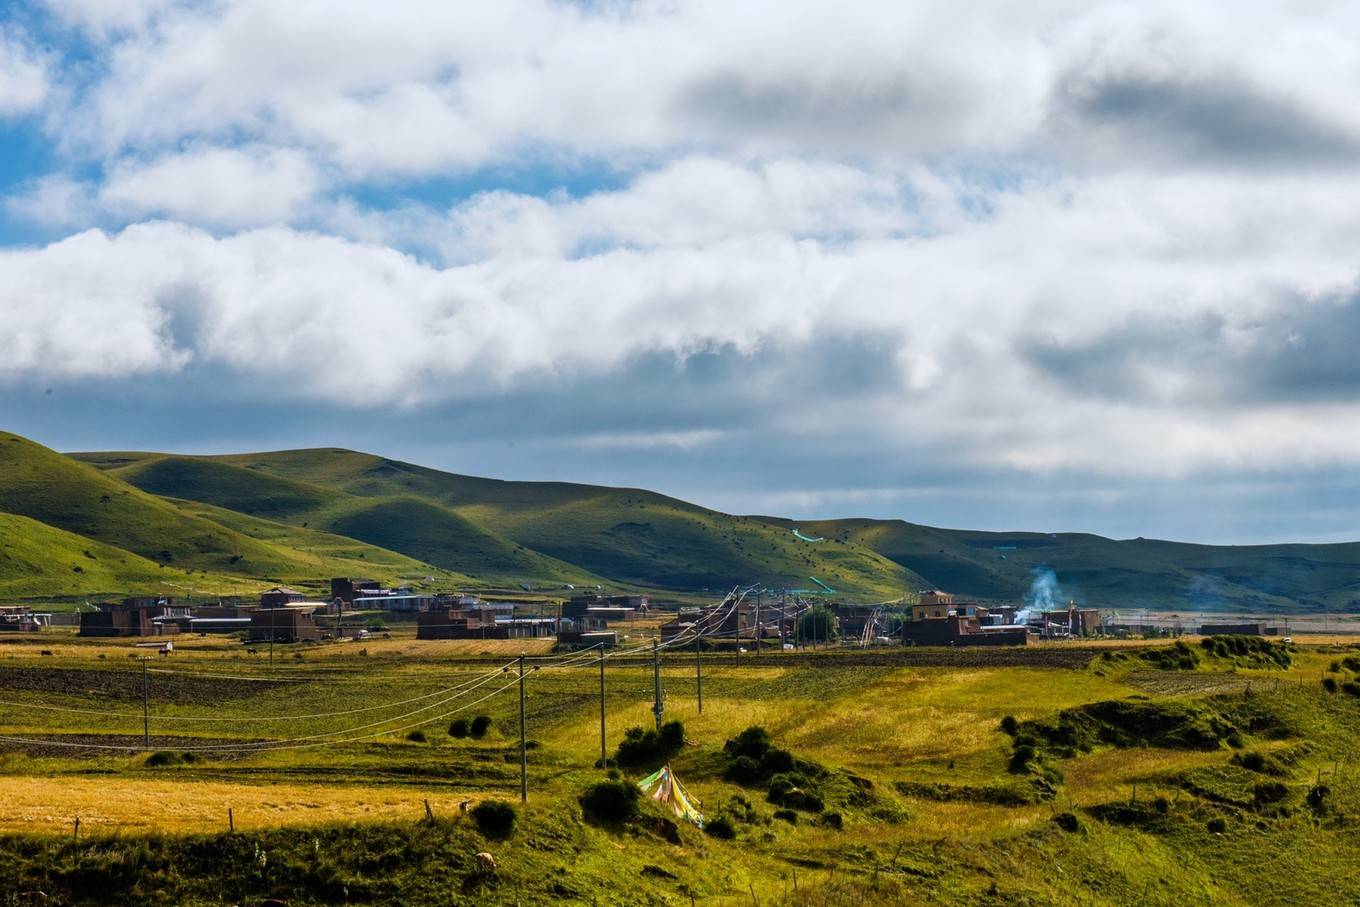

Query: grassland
[60,438,1360,609]
[2,628,1360,905]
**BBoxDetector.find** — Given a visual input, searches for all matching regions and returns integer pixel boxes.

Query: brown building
[248,608,320,643]
[330,577,380,604]
[416,608,499,640]
[1199,622,1272,637]
[902,615,1028,647]
[80,608,153,637]
[259,587,306,609]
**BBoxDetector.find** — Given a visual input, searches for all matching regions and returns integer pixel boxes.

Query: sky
[2,1,1359,544]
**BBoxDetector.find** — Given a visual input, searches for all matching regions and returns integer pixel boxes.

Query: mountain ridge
[0,431,1349,609]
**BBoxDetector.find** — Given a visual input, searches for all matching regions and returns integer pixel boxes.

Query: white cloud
[42,1,1360,178]
[4,174,95,228]
[99,145,321,228]
[5,162,1360,479]
[0,27,50,116]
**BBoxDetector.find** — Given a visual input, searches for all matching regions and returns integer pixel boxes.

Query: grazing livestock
[39,650,53,657]
[475,852,497,874]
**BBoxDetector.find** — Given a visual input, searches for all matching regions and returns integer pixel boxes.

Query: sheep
[475,852,497,874]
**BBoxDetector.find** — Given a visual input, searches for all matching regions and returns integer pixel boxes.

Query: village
[4,579,1291,651]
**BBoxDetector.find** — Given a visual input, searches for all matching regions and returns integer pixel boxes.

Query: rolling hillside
[77,448,924,597]
[0,432,461,597]
[0,433,1339,610]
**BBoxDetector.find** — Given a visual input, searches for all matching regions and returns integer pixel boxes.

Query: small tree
[798,607,838,643]
[580,779,639,824]
[471,800,517,838]
[449,718,469,738]
[469,715,493,738]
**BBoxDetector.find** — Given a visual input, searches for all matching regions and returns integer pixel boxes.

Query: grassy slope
[0,434,459,597]
[805,517,1360,611]
[63,442,1360,609]
[0,639,1358,904]
[85,452,601,586]
[180,449,922,596]
[0,512,209,598]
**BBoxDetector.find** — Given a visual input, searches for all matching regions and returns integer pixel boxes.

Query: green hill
[76,448,921,597]
[0,433,457,597]
[43,437,1360,610]
[0,512,190,597]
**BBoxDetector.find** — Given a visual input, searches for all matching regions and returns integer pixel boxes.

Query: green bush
[448,718,469,738]
[145,751,197,767]
[470,800,516,838]
[758,747,794,776]
[999,715,1019,735]
[772,808,797,824]
[1322,676,1339,693]
[724,726,772,761]
[406,730,427,743]
[1342,681,1360,698]
[615,722,685,767]
[1207,816,1227,834]
[1053,812,1081,832]
[469,715,493,738]
[1307,784,1330,813]
[819,811,844,830]
[723,755,762,785]
[704,816,736,840]
[580,779,639,824]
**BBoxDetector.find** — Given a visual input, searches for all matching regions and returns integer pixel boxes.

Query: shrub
[1322,676,1339,693]
[469,715,493,738]
[406,730,427,743]
[449,718,469,738]
[615,722,685,767]
[1207,817,1227,834]
[470,800,517,838]
[146,751,197,767]
[723,755,762,785]
[1252,781,1289,807]
[766,772,809,802]
[580,779,640,824]
[658,720,685,752]
[1053,812,1081,832]
[819,811,844,830]
[758,747,795,776]
[999,715,1019,735]
[723,726,772,761]
[704,816,736,840]
[1307,784,1330,813]
[772,808,798,824]
[1342,681,1360,698]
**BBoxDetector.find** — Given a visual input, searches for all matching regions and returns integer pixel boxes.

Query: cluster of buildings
[0,606,52,633]
[66,579,649,647]
[901,591,1102,647]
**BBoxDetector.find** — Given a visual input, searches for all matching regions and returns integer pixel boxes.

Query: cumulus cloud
[99,145,321,228]
[7,0,1360,536]
[0,26,50,116]
[6,158,1360,481]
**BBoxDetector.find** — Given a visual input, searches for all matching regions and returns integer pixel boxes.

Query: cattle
[39,650,53,657]
[475,852,497,874]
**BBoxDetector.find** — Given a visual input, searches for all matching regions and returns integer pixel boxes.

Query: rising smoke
[1016,567,1064,622]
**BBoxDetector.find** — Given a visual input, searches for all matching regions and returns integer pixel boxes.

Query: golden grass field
[3,628,1360,904]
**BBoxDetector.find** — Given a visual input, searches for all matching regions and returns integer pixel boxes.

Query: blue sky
[2,1,1360,544]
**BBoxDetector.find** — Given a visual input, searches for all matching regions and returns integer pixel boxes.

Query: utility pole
[754,591,761,656]
[598,643,607,767]
[695,631,703,714]
[518,654,528,803]
[652,640,664,732]
[141,659,150,751]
